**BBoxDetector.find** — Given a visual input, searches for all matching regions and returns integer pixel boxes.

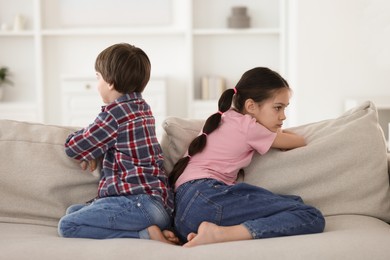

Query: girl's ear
[244,99,257,114]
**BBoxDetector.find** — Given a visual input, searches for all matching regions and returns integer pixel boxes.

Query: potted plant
[0,66,13,100]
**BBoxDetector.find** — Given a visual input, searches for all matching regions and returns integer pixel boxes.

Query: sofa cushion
[161,101,390,222]
[0,120,99,227]
[1,215,390,260]
[160,118,204,173]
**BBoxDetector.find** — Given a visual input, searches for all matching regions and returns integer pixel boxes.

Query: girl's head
[95,43,151,94]
[233,67,289,113]
[233,67,291,132]
[169,67,291,185]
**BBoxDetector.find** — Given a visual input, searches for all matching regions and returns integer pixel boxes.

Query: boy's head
[95,43,151,93]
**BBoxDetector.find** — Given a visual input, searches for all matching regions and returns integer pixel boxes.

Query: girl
[170,67,325,247]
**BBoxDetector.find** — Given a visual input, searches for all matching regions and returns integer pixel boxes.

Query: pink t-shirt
[175,109,277,189]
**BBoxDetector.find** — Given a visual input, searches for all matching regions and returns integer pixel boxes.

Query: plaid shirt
[65,93,173,213]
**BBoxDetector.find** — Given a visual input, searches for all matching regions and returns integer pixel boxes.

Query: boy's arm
[65,112,118,161]
[271,129,306,150]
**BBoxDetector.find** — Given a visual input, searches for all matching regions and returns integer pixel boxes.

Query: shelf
[193,28,280,35]
[0,101,36,107]
[41,27,186,36]
[0,31,35,37]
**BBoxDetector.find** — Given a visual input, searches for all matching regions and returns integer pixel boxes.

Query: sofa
[1,101,390,260]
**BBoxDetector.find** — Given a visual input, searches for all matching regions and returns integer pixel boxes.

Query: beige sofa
[1,101,390,260]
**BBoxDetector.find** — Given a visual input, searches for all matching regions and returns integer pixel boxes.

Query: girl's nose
[280,111,286,120]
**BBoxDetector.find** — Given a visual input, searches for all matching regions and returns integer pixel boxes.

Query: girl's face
[249,88,291,132]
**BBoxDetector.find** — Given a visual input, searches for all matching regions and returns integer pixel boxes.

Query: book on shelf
[201,75,226,100]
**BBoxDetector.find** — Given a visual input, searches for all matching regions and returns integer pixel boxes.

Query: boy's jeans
[174,179,325,242]
[58,194,171,239]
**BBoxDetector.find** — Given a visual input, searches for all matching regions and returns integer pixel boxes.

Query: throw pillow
[0,120,99,227]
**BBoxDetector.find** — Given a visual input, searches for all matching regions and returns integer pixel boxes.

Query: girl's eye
[275,106,281,111]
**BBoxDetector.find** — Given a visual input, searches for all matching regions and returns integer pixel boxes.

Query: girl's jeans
[58,194,172,239]
[174,179,325,242]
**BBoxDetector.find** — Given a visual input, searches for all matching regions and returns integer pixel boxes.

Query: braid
[169,88,236,185]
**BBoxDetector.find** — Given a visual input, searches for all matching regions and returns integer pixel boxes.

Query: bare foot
[183,222,252,248]
[148,225,180,245]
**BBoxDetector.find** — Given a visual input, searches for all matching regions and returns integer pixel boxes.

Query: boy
[58,43,177,244]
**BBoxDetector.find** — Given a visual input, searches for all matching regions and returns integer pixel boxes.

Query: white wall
[289,0,390,125]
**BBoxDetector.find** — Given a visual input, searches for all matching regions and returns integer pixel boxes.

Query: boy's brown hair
[95,43,151,93]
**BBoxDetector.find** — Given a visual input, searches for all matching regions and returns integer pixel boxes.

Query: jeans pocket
[179,190,223,232]
[146,196,172,229]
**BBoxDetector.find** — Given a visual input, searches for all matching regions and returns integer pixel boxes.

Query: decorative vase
[13,14,26,31]
[228,6,250,29]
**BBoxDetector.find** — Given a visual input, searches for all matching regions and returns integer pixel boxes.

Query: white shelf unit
[0,0,287,126]
[188,0,287,119]
[0,0,42,122]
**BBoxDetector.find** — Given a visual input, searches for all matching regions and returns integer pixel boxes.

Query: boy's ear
[244,99,257,113]
[108,84,115,90]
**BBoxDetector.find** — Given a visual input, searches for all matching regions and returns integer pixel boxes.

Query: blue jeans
[58,194,172,239]
[174,179,325,242]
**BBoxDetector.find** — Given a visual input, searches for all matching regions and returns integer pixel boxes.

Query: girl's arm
[271,129,306,150]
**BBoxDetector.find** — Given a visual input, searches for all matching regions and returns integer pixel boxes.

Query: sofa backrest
[161,101,390,222]
[0,121,99,227]
[1,101,389,227]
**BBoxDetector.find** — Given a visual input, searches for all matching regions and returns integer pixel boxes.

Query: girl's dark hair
[169,67,290,185]
[95,43,151,94]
